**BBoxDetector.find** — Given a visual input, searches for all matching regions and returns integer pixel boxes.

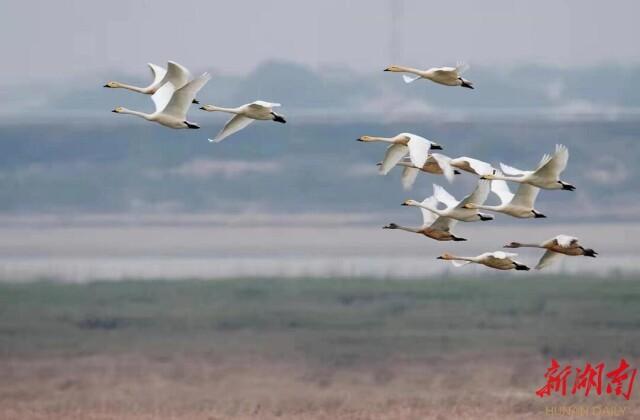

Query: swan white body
[200,101,286,142]
[465,175,545,219]
[384,62,473,89]
[483,145,575,191]
[504,235,597,269]
[450,156,495,176]
[104,61,200,103]
[384,197,464,241]
[111,73,210,129]
[358,133,443,176]
[403,181,494,222]
[438,251,530,271]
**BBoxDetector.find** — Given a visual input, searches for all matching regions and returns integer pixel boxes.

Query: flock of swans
[367,64,597,272]
[105,60,598,273]
[105,61,286,141]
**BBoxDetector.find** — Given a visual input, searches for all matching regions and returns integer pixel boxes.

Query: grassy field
[1,275,639,419]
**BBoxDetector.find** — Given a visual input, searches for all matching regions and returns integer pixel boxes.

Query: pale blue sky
[1,0,639,86]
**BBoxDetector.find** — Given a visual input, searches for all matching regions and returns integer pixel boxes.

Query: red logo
[536,359,637,400]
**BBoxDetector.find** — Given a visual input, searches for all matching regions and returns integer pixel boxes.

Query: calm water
[0,217,636,282]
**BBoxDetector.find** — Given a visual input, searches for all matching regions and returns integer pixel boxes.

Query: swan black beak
[199,106,206,111]
[103,84,111,88]
[383,68,390,72]
[192,99,200,104]
[436,256,444,259]
[272,115,286,124]
[111,109,118,113]
[534,213,547,218]
[430,143,443,150]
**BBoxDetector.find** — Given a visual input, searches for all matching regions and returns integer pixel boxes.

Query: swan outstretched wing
[251,101,281,109]
[535,144,569,179]
[500,162,527,177]
[511,184,540,208]
[451,260,472,267]
[458,179,491,208]
[379,144,408,175]
[163,72,211,120]
[401,166,420,190]
[490,177,514,205]
[430,215,456,232]
[535,250,563,270]
[419,196,438,226]
[455,61,469,74]
[432,67,456,76]
[491,251,518,260]
[432,184,459,209]
[405,134,431,169]
[151,81,175,113]
[161,61,193,89]
[431,153,455,183]
[452,157,494,176]
[148,63,167,87]
[210,114,254,143]
[402,74,422,83]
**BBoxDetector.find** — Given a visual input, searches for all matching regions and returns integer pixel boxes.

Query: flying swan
[463,174,546,218]
[437,251,530,271]
[504,235,597,270]
[402,180,494,222]
[104,61,201,103]
[378,153,458,189]
[111,73,210,129]
[358,133,442,176]
[449,156,495,176]
[384,62,474,89]
[482,144,575,191]
[383,196,465,241]
[200,101,287,143]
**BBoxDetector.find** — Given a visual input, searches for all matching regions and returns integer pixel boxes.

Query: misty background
[0,0,639,279]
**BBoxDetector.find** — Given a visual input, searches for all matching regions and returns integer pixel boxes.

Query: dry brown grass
[1,277,639,419]
[1,352,638,419]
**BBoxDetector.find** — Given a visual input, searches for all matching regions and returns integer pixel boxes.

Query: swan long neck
[394,224,420,233]
[361,136,395,143]
[472,204,500,211]
[447,255,475,262]
[390,65,423,76]
[203,105,240,114]
[113,82,148,93]
[486,174,523,183]
[119,108,153,120]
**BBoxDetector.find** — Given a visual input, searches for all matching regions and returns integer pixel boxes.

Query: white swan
[504,235,597,269]
[111,73,210,129]
[437,251,530,271]
[384,62,473,89]
[200,101,286,143]
[482,144,575,190]
[450,156,495,176]
[358,133,442,176]
[384,197,465,241]
[402,180,494,222]
[379,153,458,189]
[104,61,200,103]
[463,174,545,218]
